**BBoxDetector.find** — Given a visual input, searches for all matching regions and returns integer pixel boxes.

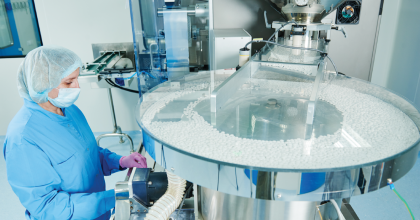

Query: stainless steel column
[95,88,134,153]
[199,187,320,220]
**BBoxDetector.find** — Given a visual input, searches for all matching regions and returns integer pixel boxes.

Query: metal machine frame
[111,0,420,219]
[81,50,138,153]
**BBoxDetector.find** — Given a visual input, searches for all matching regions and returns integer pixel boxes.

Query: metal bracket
[95,89,134,153]
[264,11,271,28]
[338,26,348,38]
[332,25,348,38]
[341,198,360,220]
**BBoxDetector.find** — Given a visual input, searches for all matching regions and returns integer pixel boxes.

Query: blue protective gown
[3,99,123,220]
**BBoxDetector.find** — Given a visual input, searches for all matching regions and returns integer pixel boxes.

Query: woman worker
[3,46,147,220]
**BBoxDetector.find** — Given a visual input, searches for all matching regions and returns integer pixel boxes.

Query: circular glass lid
[139,72,420,170]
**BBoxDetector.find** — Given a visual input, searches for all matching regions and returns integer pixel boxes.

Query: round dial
[295,0,309,6]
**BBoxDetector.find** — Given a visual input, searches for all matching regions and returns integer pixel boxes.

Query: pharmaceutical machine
[111,0,420,220]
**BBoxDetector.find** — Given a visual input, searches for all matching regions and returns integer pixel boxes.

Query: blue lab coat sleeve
[67,103,124,176]
[98,146,124,176]
[5,140,115,220]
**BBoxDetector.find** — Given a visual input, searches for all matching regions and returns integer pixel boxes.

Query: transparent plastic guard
[261,39,326,65]
[210,57,333,143]
[136,63,420,171]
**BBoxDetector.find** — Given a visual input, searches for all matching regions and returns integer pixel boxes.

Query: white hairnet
[17,45,83,103]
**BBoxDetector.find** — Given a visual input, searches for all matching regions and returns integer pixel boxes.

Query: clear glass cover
[138,62,420,171]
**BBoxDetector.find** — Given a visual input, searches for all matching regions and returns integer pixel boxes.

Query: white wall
[323,0,382,81]
[0,0,141,135]
[0,58,25,135]
[370,0,420,110]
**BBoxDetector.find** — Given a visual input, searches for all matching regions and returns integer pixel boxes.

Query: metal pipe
[106,88,127,144]
[107,88,118,131]
[157,8,195,17]
[96,133,135,153]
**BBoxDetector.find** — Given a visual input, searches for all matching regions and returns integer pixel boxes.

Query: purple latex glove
[119,152,147,169]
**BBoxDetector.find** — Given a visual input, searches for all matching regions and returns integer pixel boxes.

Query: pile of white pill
[140,75,420,169]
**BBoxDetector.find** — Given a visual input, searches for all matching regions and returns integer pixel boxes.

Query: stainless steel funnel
[270,0,347,23]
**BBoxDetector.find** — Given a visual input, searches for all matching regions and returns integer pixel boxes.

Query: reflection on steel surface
[139,131,419,201]
[269,0,348,23]
[200,186,319,220]
[138,66,420,201]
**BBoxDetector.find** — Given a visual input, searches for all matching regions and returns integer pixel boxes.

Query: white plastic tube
[292,27,303,56]
[144,171,187,220]
[239,48,250,67]
[330,199,346,220]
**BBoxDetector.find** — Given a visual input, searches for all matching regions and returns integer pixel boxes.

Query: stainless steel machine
[80,46,138,153]
[112,0,420,220]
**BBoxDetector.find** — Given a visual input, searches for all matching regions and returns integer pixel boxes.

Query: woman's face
[48,68,80,99]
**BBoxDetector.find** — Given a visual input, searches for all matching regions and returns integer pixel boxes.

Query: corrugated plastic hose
[144,171,187,220]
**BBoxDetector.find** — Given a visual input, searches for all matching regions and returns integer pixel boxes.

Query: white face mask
[48,88,81,108]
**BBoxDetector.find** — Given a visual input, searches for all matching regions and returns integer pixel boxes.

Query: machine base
[197,186,360,220]
[127,209,195,220]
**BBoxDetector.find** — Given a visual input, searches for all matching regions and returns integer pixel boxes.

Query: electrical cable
[105,78,139,93]
[316,205,324,220]
[141,70,157,79]
[176,183,193,219]
[388,179,415,220]
[152,161,156,171]
[267,20,297,42]
[393,189,415,220]
[329,199,346,220]
[139,143,144,155]
[122,72,137,80]
[122,71,156,80]
[141,70,167,83]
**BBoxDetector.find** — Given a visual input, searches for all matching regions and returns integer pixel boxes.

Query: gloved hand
[119,152,147,169]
